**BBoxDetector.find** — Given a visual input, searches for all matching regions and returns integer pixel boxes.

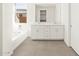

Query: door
[71,3,79,55]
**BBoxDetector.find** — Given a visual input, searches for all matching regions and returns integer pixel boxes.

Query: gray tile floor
[12,39,78,56]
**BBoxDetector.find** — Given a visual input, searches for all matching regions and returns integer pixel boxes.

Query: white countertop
[32,23,64,26]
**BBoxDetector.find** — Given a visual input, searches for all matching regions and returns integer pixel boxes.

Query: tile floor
[12,39,78,56]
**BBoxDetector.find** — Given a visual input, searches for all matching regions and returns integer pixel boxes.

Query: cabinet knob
[70,25,72,27]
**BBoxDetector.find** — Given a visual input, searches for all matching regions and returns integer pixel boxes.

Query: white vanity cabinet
[31,24,64,40]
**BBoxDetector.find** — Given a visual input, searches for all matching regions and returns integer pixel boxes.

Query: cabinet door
[31,25,49,39]
[55,26,64,39]
[50,26,57,39]
[50,25,64,40]
[31,26,38,39]
[38,25,49,39]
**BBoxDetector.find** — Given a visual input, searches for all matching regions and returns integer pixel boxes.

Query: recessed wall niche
[40,10,46,22]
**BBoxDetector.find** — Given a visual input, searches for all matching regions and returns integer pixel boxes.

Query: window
[15,3,27,23]
[40,10,46,22]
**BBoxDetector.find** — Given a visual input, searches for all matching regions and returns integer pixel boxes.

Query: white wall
[60,3,71,47]
[35,4,63,24]
[56,4,61,24]
[71,3,79,55]
[47,7,56,23]
[27,4,36,36]
[56,3,66,25]
[2,3,14,56]
[35,4,64,25]
[36,5,56,23]
[0,3,2,56]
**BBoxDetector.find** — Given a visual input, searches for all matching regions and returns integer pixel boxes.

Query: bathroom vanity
[31,24,64,40]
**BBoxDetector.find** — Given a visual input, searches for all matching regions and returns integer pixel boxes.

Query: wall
[71,3,79,55]
[35,4,63,24]
[56,4,61,24]
[27,4,36,36]
[0,3,2,56]
[60,3,71,47]
[56,3,66,25]
[47,7,56,23]
[36,5,56,23]
[2,3,15,56]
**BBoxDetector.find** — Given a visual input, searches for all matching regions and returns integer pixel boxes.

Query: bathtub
[12,30,27,52]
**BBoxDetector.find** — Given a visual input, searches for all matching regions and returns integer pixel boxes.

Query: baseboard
[31,38,64,41]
